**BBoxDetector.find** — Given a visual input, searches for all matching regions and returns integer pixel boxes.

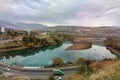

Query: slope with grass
[66,60,120,80]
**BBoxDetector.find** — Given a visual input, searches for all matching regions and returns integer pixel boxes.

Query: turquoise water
[0,42,117,67]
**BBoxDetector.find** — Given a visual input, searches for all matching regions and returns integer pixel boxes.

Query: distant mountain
[44,25,120,32]
[43,26,77,32]
[0,20,48,31]
[0,20,15,28]
[14,23,48,31]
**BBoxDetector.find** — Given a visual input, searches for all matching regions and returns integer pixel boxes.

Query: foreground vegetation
[65,59,120,80]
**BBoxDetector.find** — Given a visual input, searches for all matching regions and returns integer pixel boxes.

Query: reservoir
[0,41,117,67]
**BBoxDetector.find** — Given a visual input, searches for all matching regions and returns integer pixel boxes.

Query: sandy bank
[66,42,92,50]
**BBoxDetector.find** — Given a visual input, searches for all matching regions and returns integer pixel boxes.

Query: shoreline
[66,42,92,50]
[0,47,28,53]
[0,43,62,53]
[106,47,120,56]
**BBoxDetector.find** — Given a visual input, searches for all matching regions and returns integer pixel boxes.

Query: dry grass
[8,76,30,80]
[89,67,116,80]
[31,79,44,80]
[88,60,120,80]
[0,75,7,80]
[90,60,115,71]
[65,73,84,80]
[0,75,30,80]
[66,60,120,80]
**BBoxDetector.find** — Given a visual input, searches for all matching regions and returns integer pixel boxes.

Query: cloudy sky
[0,0,120,26]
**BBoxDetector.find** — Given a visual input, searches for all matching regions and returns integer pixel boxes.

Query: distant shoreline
[66,42,92,50]
[0,43,62,53]
[0,47,28,53]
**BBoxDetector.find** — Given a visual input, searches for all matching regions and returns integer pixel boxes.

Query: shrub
[65,74,84,80]
[76,58,85,65]
[77,64,88,74]
[53,57,63,67]
[49,75,55,80]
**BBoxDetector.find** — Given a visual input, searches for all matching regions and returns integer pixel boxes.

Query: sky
[0,0,120,27]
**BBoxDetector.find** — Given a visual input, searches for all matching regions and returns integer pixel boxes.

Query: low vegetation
[0,35,63,51]
[0,75,29,80]
[105,36,120,50]
[66,59,120,80]
[0,75,44,80]
[52,57,63,67]
[50,33,75,41]
[0,40,23,49]
[22,35,63,48]
[65,73,84,80]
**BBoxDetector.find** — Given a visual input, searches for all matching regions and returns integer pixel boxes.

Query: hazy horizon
[0,0,120,27]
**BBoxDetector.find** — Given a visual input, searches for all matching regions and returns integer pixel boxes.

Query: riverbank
[66,42,92,50]
[0,43,62,53]
[0,37,63,53]
[0,47,28,53]
[107,47,120,56]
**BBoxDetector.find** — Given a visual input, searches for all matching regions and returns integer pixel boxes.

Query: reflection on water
[0,43,63,59]
[0,41,117,67]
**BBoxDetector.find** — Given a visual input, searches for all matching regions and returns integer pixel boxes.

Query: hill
[0,20,48,31]
[43,26,77,32]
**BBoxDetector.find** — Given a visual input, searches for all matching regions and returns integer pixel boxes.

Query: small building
[0,27,5,33]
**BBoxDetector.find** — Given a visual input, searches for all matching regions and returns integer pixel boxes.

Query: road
[2,66,78,80]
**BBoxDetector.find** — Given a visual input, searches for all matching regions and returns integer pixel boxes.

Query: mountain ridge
[0,20,48,31]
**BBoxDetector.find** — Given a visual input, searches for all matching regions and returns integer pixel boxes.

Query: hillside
[44,26,120,37]
[43,26,77,32]
[0,20,48,31]
[66,59,120,80]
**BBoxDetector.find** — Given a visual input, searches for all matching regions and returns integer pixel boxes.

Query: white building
[0,27,5,33]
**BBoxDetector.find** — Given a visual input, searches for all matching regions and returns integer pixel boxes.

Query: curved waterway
[0,41,117,67]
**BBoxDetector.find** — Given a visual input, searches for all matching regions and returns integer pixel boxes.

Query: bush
[76,58,85,65]
[105,36,120,50]
[77,64,88,74]
[49,75,55,80]
[53,57,63,67]
[66,74,84,80]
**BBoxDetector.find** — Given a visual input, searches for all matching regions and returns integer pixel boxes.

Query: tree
[105,36,120,50]
[7,30,17,39]
[53,57,63,66]
[76,58,85,65]
[76,58,90,74]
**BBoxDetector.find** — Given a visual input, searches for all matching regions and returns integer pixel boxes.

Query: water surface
[0,42,117,67]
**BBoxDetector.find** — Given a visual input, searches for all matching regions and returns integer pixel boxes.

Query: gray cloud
[0,0,120,26]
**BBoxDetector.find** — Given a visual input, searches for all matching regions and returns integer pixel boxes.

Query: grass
[0,75,30,80]
[8,76,30,80]
[66,60,120,80]
[89,60,120,80]
[65,73,84,80]
[0,75,7,80]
